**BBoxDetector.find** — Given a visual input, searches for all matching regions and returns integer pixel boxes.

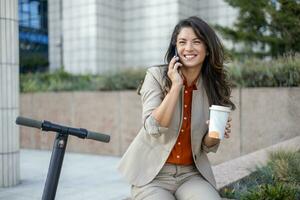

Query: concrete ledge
[20,88,300,165]
[213,136,300,189]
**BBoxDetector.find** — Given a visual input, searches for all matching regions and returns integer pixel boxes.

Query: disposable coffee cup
[208,105,231,140]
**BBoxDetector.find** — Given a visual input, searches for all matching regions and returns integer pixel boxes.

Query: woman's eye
[194,40,202,44]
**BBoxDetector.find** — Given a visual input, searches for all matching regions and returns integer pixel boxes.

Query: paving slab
[0,149,130,200]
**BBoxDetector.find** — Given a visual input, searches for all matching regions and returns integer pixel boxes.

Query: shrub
[240,183,298,200]
[20,68,146,93]
[268,150,300,184]
[228,55,300,87]
[99,69,146,91]
[220,149,300,200]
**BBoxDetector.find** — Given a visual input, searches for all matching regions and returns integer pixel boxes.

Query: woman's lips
[183,54,197,60]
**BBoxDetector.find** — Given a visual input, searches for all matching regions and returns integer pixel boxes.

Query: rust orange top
[166,77,198,165]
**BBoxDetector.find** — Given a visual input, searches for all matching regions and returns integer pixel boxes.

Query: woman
[118,16,236,200]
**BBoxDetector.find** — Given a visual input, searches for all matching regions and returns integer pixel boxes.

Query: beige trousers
[131,163,221,200]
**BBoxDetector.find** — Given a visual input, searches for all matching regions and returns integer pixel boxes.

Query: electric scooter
[16,116,110,200]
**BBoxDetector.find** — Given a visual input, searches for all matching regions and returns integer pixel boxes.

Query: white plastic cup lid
[209,105,231,113]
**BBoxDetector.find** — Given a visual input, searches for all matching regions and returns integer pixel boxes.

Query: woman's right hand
[167,56,183,87]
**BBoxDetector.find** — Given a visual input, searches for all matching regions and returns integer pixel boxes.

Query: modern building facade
[49,0,238,74]
[19,0,48,73]
[0,0,20,187]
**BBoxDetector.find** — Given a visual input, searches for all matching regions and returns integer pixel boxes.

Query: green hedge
[228,55,300,87]
[220,150,300,200]
[20,68,146,93]
[20,56,300,93]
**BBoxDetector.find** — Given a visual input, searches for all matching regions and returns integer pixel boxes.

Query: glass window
[18,0,49,73]
[30,19,40,29]
[19,13,29,26]
[30,1,39,15]
[21,2,30,12]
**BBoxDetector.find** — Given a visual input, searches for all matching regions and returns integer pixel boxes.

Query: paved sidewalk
[4,136,298,200]
[0,149,130,200]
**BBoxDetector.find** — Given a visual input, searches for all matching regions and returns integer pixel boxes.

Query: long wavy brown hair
[161,16,236,110]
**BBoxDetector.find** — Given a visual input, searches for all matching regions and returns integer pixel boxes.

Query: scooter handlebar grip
[86,131,110,143]
[16,116,42,129]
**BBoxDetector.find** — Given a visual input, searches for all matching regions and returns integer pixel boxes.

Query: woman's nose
[185,42,193,50]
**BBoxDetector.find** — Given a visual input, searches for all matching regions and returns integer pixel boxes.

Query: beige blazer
[118,66,219,188]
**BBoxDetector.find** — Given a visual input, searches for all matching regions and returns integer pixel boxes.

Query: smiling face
[176,27,207,69]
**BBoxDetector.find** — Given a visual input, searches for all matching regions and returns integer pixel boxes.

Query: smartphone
[174,48,181,72]
[174,48,179,58]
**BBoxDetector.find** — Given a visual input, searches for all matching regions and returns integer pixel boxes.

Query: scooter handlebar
[15,116,110,143]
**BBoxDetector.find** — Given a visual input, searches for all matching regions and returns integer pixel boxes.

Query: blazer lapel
[191,76,209,153]
[169,86,184,132]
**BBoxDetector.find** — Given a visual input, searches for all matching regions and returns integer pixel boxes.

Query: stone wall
[20,88,300,164]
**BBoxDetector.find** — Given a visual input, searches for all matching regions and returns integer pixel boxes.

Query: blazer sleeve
[140,67,168,137]
[201,141,220,153]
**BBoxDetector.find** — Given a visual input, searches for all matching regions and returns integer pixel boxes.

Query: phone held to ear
[174,48,181,72]
[174,48,179,58]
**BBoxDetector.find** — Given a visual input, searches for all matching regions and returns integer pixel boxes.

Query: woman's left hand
[224,116,232,139]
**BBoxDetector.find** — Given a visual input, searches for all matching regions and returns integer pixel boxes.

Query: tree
[216,0,300,58]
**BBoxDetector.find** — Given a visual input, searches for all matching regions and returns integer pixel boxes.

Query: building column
[0,0,20,187]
